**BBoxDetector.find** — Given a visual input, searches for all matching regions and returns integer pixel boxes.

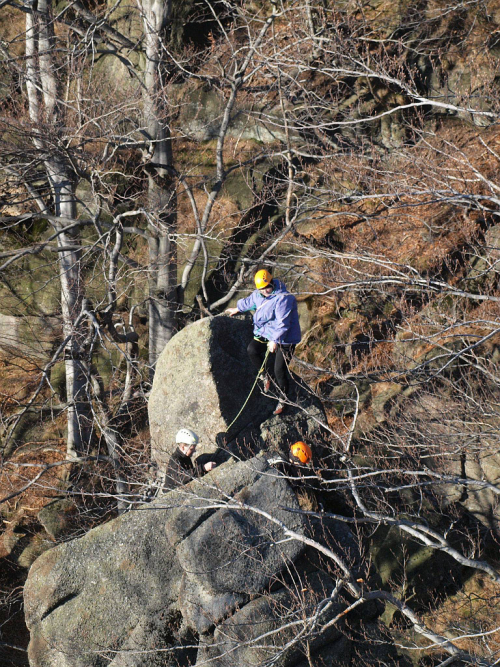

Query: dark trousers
[247,338,295,394]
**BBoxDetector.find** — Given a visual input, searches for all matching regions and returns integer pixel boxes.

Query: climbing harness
[226,348,270,431]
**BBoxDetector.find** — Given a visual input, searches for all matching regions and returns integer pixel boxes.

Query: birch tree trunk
[25,0,91,458]
[139,0,177,374]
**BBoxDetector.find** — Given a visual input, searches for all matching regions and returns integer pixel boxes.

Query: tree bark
[25,0,91,457]
[139,0,177,374]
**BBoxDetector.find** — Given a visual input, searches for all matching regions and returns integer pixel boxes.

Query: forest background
[2,0,500,665]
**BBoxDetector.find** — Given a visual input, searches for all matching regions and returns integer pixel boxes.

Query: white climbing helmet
[176,428,199,447]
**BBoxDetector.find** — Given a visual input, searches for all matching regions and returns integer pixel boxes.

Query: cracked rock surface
[24,457,311,667]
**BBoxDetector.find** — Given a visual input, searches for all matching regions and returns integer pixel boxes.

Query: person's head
[176,428,199,457]
[254,269,274,296]
[289,441,313,466]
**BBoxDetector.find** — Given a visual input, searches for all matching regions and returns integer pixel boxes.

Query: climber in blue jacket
[225,269,301,415]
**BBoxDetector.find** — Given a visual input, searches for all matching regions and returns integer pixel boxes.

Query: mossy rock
[94,348,119,386]
[0,530,24,559]
[296,300,313,336]
[17,532,54,569]
[0,313,60,360]
[92,51,144,104]
[2,410,66,458]
[1,413,43,457]
[371,524,458,601]
[329,380,371,416]
[37,499,78,540]
[223,170,258,210]
[75,180,101,218]
[370,382,403,420]
[179,237,226,307]
[175,84,291,143]
[50,361,67,401]
[0,252,61,315]
[393,328,464,372]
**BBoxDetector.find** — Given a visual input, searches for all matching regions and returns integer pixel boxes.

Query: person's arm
[236,291,258,313]
[226,291,257,316]
[193,457,217,476]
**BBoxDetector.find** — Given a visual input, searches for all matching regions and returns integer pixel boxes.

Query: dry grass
[0,355,43,409]
[423,572,500,658]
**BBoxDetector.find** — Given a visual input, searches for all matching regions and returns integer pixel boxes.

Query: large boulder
[149,316,272,467]
[24,490,184,667]
[25,316,403,667]
[24,455,389,667]
[149,316,328,471]
[24,457,310,667]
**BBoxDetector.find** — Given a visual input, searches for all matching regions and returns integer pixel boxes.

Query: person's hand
[267,341,277,353]
[204,461,216,472]
[225,307,239,317]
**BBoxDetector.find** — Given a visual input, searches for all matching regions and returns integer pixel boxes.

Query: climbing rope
[226,348,270,432]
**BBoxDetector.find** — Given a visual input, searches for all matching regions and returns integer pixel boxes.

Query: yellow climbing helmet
[255,269,273,289]
[290,441,313,465]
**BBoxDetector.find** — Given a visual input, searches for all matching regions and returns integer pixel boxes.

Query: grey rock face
[37,499,78,540]
[24,492,184,667]
[149,316,328,471]
[149,317,275,468]
[26,454,400,667]
[26,454,394,667]
[24,458,309,667]
[198,572,346,667]
[25,490,186,667]
[0,313,60,360]
[175,85,295,144]
[175,466,306,634]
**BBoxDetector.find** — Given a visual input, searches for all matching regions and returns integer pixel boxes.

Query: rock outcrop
[24,456,366,667]
[23,316,409,667]
[0,313,60,360]
[149,316,328,470]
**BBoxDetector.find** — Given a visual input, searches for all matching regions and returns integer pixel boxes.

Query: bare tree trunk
[25,0,91,457]
[139,0,177,374]
[54,174,91,458]
[147,183,177,371]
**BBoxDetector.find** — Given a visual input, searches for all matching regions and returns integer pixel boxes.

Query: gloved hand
[267,341,277,353]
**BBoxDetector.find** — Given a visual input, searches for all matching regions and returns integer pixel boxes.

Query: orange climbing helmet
[254,269,273,289]
[290,441,313,465]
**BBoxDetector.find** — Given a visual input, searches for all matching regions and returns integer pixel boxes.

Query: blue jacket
[237,279,302,345]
